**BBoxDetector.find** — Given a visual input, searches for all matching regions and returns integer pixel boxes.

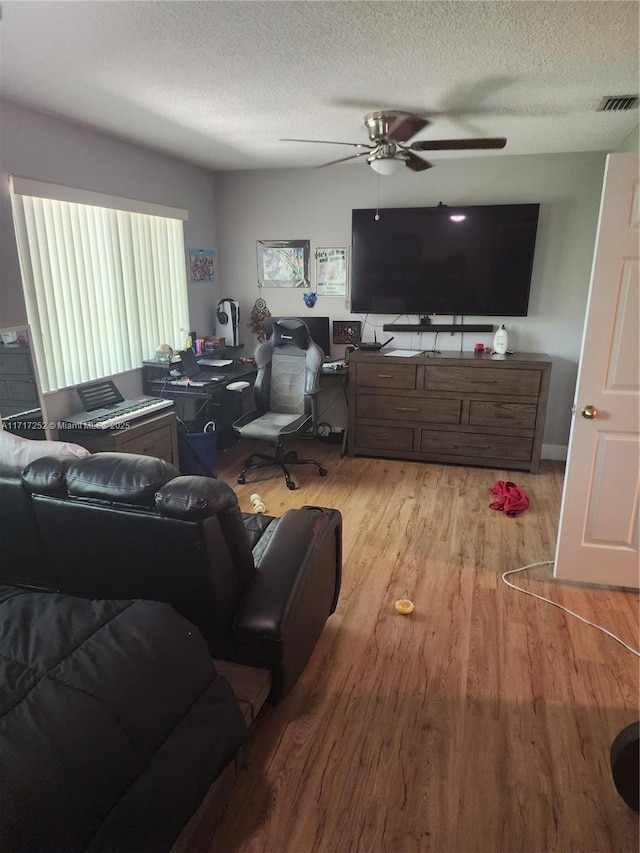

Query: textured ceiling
[1,1,638,171]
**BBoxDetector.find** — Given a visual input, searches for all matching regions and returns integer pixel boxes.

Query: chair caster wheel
[286,481,297,490]
[237,476,246,485]
[319,468,327,476]
[285,451,298,462]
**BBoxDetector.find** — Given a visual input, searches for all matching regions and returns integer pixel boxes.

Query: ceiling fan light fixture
[285,110,507,174]
[367,155,404,176]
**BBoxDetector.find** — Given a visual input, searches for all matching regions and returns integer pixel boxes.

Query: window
[10,177,189,393]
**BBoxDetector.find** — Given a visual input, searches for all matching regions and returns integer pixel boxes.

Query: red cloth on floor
[489,480,529,517]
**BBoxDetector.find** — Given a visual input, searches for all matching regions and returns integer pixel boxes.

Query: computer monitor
[264,316,331,358]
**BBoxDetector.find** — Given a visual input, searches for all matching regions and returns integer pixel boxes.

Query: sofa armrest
[232,506,342,701]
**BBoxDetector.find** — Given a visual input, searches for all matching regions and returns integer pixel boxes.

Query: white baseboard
[542,443,568,461]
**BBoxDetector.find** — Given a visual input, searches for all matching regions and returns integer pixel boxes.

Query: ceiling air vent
[597,95,639,112]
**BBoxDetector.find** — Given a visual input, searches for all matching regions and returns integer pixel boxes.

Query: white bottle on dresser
[493,324,508,354]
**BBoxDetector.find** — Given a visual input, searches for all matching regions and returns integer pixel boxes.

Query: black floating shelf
[383,323,494,333]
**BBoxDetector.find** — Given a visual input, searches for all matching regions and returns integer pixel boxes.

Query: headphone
[216,299,237,325]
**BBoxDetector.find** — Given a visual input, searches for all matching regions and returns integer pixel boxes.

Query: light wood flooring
[206,439,638,853]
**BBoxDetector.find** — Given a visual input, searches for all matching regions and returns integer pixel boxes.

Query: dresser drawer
[424,366,541,396]
[420,429,533,461]
[469,401,537,430]
[0,378,38,406]
[357,362,417,390]
[357,394,461,425]
[356,424,414,452]
[0,352,31,374]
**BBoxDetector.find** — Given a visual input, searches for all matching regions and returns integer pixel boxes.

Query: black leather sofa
[1,451,342,701]
[0,451,342,851]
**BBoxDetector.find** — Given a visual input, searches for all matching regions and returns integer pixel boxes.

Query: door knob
[581,405,598,419]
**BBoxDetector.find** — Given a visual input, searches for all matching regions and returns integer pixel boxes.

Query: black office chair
[233,318,327,490]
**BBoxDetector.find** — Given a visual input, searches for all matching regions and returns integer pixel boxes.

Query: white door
[555,152,639,588]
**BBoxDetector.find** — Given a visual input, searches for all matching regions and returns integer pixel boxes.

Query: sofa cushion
[156,474,239,520]
[64,452,178,505]
[0,585,247,852]
[243,512,279,554]
[22,454,78,497]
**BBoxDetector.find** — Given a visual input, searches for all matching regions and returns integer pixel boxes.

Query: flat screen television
[351,204,540,317]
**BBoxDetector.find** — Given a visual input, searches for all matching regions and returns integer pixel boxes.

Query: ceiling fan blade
[317,150,372,168]
[404,152,432,172]
[410,137,507,151]
[280,138,371,149]
[387,114,430,142]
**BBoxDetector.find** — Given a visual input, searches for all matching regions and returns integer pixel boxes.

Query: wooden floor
[206,439,638,853]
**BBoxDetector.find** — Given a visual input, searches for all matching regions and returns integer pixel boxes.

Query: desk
[319,364,349,455]
[142,360,256,449]
[144,358,348,453]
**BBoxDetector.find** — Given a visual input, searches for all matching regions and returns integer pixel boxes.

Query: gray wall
[214,152,608,454]
[0,100,220,422]
[0,99,616,452]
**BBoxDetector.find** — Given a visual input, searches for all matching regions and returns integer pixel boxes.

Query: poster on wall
[315,247,348,297]
[257,240,310,288]
[189,248,216,283]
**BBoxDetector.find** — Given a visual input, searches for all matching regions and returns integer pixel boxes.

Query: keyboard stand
[58,409,179,467]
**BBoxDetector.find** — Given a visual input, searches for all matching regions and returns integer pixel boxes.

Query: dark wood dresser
[0,341,41,421]
[347,349,552,473]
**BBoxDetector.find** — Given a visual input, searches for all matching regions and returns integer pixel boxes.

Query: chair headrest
[271,319,310,350]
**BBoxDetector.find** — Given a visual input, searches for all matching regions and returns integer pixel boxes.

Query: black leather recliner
[5,451,342,702]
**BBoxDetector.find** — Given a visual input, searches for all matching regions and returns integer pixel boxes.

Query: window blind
[10,178,189,393]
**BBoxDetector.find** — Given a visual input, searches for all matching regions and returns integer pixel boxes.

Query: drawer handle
[377,374,394,379]
[394,406,420,412]
[373,433,391,440]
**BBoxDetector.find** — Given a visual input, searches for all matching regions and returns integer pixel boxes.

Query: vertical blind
[10,178,190,393]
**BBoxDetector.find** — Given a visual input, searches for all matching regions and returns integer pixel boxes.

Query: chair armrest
[232,505,342,700]
[304,388,321,425]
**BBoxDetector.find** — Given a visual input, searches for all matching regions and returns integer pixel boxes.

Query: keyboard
[62,397,174,430]
[169,376,222,386]
[198,358,233,368]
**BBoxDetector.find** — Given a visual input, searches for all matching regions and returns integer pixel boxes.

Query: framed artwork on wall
[316,247,348,296]
[189,248,215,283]
[257,239,310,288]
[333,320,361,345]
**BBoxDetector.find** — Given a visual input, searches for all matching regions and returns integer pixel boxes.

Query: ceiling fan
[282,110,506,174]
